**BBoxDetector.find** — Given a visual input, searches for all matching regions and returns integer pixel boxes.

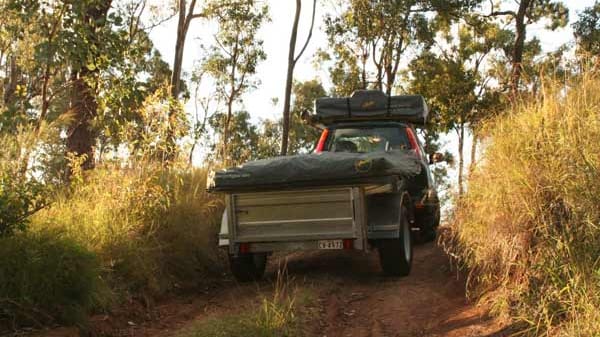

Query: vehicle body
[214,90,441,281]
[319,121,441,241]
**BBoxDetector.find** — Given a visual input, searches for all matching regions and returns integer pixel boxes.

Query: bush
[0,124,60,236]
[0,231,102,328]
[31,164,224,300]
[444,71,600,335]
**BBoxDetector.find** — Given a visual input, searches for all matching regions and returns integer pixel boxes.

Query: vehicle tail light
[415,202,425,210]
[343,239,354,250]
[315,128,329,153]
[405,127,421,157]
[239,243,250,254]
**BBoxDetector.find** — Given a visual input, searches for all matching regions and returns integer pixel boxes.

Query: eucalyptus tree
[486,0,568,100]
[259,79,326,157]
[202,0,268,164]
[280,0,317,156]
[320,0,479,96]
[573,1,600,56]
[409,19,508,196]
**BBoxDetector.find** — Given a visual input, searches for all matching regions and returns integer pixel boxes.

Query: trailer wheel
[378,206,413,276]
[229,253,267,282]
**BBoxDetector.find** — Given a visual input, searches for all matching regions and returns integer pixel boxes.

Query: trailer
[209,90,441,282]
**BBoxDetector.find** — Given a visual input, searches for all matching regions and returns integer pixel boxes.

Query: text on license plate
[318,240,343,250]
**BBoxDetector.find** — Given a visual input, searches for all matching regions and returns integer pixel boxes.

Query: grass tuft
[177,268,305,337]
[443,70,600,336]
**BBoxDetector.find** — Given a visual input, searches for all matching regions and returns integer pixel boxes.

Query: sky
[148,0,596,175]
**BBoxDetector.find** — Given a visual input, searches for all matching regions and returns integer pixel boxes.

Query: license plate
[318,240,343,250]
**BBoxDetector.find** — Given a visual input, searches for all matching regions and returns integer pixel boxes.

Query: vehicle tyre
[419,207,440,243]
[421,227,437,242]
[378,206,413,276]
[229,253,267,282]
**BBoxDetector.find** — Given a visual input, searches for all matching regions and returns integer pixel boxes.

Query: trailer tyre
[378,206,413,277]
[229,253,267,282]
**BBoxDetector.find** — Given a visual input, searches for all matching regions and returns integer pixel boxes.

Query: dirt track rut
[277,243,508,337]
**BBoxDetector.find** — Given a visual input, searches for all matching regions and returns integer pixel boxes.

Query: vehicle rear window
[326,127,411,153]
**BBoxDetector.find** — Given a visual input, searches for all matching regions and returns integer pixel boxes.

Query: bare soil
[17,243,512,337]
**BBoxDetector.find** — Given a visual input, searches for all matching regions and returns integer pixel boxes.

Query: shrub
[0,124,60,236]
[0,230,102,328]
[31,164,224,300]
[444,71,600,335]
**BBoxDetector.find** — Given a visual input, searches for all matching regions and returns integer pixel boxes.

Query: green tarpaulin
[207,150,422,192]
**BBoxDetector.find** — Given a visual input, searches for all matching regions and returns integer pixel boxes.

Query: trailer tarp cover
[312,90,429,126]
[208,150,422,192]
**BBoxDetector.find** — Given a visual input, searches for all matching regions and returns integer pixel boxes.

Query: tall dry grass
[30,163,224,304]
[444,71,600,336]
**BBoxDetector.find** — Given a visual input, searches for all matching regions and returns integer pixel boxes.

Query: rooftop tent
[311,90,429,126]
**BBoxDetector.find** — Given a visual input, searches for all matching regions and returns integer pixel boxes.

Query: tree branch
[487,10,516,17]
[293,0,317,64]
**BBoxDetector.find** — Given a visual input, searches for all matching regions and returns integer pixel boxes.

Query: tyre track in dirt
[274,242,510,337]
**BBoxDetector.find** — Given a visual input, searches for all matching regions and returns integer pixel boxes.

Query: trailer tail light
[315,128,329,153]
[405,127,421,158]
[343,239,354,250]
[239,243,250,254]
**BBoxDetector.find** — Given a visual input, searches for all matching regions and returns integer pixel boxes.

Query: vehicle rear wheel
[229,253,267,282]
[418,207,440,243]
[420,224,437,243]
[378,206,413,276]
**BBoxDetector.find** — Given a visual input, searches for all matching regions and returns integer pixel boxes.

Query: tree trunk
[67,1,112,171]
[222,95,234,165]
[171,0,189,99]
[280,0,302,156]
[3,56,17,105]
[469,131,477,175]
[167,0,198,160]
[457,122,465,197]
[511,0,531,101]
[68,69,98,170]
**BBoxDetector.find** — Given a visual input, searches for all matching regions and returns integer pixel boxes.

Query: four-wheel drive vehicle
[208,90,442,282]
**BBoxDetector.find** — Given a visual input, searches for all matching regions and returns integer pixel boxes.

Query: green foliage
[443,71,600,336]
[209,111,262,165]
[288,80,326,154]
[573,2,600,56]
[0,120,67,236]
[201,0,269,163]
[0,170,45,236]
[0,0,178,164]
[0,230,102,326]
[257,80,326,156]
[121,84,190,161]
[321,0,478,96]
[527,0,569,30]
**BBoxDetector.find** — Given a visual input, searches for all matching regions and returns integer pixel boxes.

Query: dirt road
[26,243,511,337]
[281,243,509,337]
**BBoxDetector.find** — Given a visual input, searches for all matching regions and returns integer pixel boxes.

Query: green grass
[175,271,312,337]
[0,230,102,327]
[443,70,600,336]
[32,164,225,297]
[1,163,224,328]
